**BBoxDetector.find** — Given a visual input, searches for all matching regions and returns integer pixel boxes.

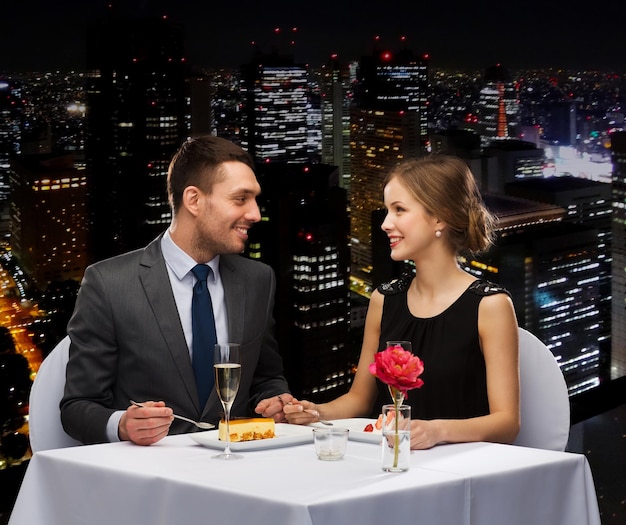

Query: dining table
[8,422,601,525]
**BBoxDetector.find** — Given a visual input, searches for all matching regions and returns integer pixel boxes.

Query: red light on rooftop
[381,51,392,61]
[305,233,313,242]
[423,53,430,60]
[292,27,298,32]
[274,27,280,33]
[400,36,406,42]
[374,35,381,41]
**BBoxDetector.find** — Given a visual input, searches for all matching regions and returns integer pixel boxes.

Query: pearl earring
[435,230,442,238]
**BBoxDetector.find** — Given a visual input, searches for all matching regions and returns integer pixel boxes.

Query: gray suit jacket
[61,235,289,444]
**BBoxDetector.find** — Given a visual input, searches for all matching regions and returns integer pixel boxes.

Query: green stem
[388,386,404,469]
[393,397,399,468]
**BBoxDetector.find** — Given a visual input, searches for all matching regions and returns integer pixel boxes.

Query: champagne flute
[386,340,412,352]
[212,343,242,460]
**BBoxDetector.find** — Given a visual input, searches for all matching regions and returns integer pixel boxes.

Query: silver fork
[277,395,333,426]
[129,400,215,430]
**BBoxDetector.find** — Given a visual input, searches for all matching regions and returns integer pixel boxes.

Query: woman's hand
[409,419,442,450]
[282,398,321,425]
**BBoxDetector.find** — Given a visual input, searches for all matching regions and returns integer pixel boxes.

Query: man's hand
[255,393,294,422]
[119,401,173,445]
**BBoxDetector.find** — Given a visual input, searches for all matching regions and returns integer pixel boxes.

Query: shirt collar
[161,229,220,283]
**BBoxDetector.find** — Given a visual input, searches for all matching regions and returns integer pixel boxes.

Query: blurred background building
[84,15,190,261]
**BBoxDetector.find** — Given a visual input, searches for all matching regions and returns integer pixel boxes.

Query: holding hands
[277,397,324,425]
[255,393,296,422]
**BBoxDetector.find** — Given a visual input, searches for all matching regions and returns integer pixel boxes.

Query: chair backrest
[513,327,570,451]
[29,335,82,453]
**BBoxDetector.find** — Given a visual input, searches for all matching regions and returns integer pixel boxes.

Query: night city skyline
[1,4,626,522]
[4,0,626,72]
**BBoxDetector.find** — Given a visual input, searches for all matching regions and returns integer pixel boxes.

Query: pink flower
[369,344,425,395]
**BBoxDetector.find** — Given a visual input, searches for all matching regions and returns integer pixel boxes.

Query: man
[61,136,292,445]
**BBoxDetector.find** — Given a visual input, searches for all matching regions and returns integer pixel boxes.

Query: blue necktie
[191,264,217,407]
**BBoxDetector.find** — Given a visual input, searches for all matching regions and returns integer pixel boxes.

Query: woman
[284,155,520,449]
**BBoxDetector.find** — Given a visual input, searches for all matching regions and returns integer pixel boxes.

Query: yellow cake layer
[218,417,275,442]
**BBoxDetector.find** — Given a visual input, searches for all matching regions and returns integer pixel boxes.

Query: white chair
[513,327,570,451]
[29,335,82,453]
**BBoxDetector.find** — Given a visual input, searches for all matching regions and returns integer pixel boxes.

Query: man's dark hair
[167,135,256,213]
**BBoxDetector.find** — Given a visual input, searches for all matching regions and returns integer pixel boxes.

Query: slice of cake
[218,417,275,442]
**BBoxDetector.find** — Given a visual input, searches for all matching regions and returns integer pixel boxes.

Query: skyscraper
[355,45,429,153]
[247,163,352,402]
[610,131,626,380]
[475,64,520,147]
[349,108,421,290]
[319,55,353,190]
[235,44,352,398]
[505,176,613,382]
[9,153,90,289]
[466,194,603,395]
[349,44,428,291]
[239,51,309,164]
[85,14,189,261]
[0,80,22,236]
[482,139,545,194]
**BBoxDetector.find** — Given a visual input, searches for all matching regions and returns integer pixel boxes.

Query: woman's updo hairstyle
[383,155,496,255]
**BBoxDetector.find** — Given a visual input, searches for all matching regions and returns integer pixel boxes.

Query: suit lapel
[139,238,200,409]
[220,256,245,344]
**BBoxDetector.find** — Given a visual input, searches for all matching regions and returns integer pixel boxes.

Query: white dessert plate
[190,423,313,451]
[312,418,381,444]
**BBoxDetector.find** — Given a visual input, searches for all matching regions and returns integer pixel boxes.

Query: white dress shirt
[160,228,229,351]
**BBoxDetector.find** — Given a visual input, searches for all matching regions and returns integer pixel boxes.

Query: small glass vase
[381,403,411,472]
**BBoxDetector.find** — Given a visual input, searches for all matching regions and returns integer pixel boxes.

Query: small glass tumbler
[313,427,349,461]
[381,403,411,472]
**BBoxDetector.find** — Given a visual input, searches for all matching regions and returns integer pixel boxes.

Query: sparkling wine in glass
[213,343,242,460]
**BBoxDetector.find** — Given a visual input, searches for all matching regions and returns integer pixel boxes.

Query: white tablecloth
[9,433,601,525]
